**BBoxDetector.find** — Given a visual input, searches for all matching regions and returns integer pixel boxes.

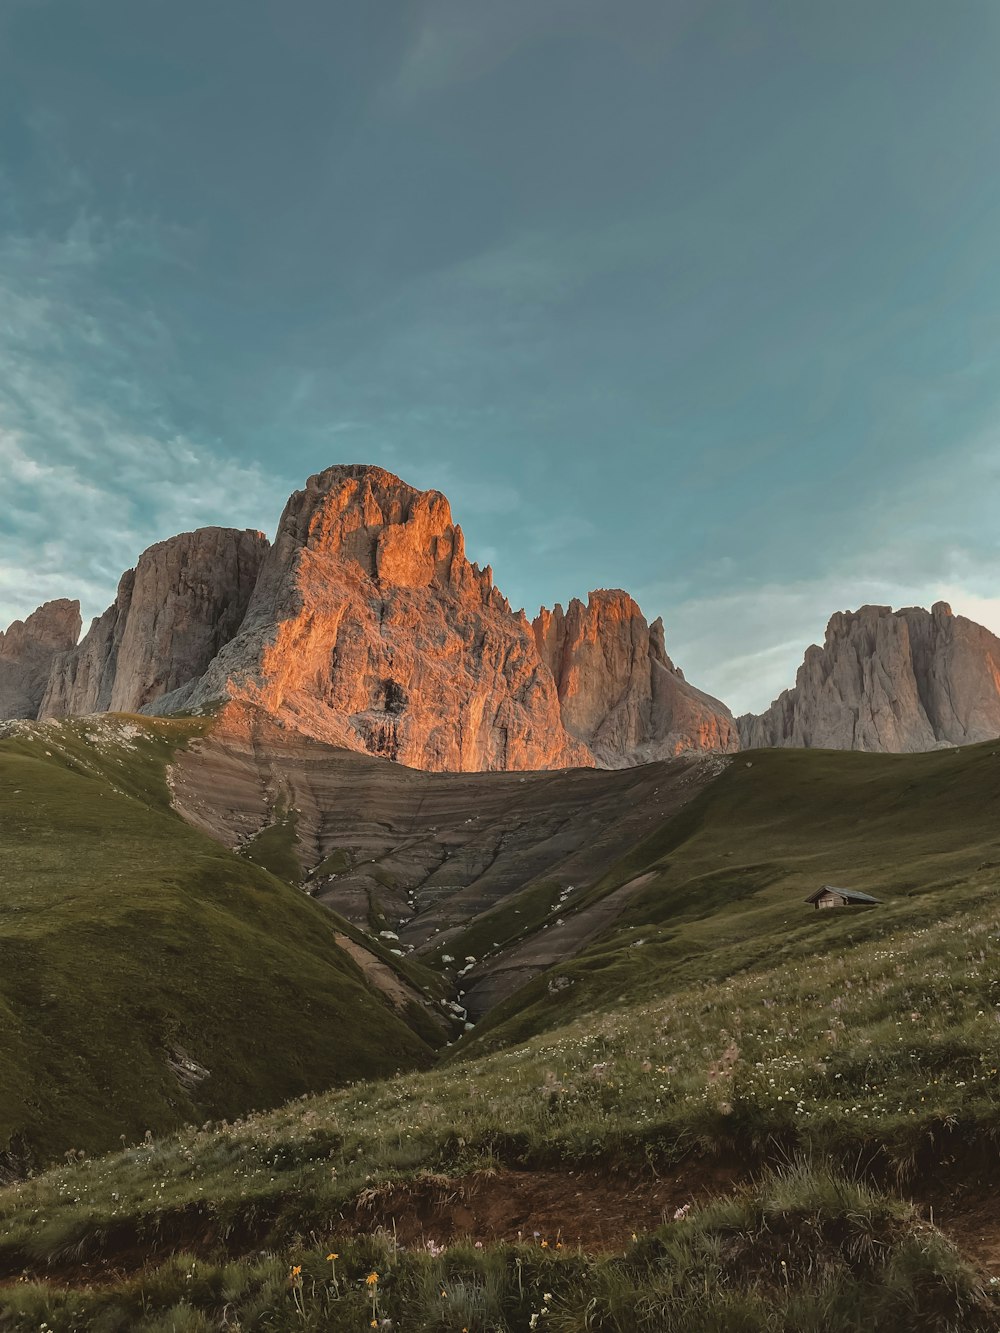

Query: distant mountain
[40,528,268,718]
[740,602,1000,751]
[534,589,737,765]
[0,464,738,771]
[0,599,81,721]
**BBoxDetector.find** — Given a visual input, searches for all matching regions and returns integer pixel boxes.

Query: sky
[1,0,1000,714]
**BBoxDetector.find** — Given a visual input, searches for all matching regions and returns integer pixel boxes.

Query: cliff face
[17,466,738,771]
[41,528,268,718]
[533,590,739,766]
[739,602,1000,752]
[0,599,82,720]
[166,466,591,771]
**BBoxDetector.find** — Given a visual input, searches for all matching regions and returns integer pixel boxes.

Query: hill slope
[0,716,437,1171]
[3,742,1000,1328]
[459,740,1000,1049]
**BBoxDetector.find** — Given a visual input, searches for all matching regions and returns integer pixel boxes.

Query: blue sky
[2,0,999,713]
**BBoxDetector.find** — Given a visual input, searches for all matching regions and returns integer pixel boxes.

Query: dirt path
[923,1187,1000,1275]
[343,1160,739,1250]
[4,1163,999,1291]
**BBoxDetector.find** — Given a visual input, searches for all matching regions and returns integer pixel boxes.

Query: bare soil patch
[340,1160,741,1250]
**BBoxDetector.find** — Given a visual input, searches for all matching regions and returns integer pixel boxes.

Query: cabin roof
[803,885,881,905]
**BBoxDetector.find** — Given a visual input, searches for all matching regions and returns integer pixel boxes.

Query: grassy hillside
[2,876,1000,1326]
[3,739,1000,1327]
[0,716,436,1170]
[460,743,1000,1051]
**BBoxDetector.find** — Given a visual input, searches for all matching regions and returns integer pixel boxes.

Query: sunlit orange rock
[533,590,739,765]
[168,466,592,771]
[28,466,740,770]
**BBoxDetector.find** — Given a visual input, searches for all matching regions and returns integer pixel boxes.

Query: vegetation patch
[1,1169,996,1331]
[0,718,434,1168]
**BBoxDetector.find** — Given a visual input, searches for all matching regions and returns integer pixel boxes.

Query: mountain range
[3,463,999,763]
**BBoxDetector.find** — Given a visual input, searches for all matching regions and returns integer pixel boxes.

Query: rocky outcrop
[162,466,591,771]
[19,466,737,771]
[41,528,268,718]
[533,590,739,766]
[739,602,1000,752]
[0,599,82,720]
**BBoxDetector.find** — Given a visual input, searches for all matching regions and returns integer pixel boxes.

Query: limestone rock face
[0,600,82,719]
[167,466,591,771]
[533,590,740,766]
[739,602,1000,752]
[41,528,268,718]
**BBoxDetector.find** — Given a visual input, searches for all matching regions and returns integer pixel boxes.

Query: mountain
[0,599,81,721]
[533,589,738,765]
[11,467,1000,766]
[740,601,1000,751]
[155,465,591,770]
[7,463,733,770]
[39,527,269,719]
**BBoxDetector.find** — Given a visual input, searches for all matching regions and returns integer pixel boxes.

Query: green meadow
[2,727,1000,1329]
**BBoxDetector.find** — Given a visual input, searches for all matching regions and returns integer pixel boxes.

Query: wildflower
[327,1253,338,1261]
[290,1265,302,1277]
[367,1270,380,1323]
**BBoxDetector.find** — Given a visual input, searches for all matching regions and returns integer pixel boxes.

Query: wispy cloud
[0,217,286,630]
[388,0,573,102]
[656,558,1000,719]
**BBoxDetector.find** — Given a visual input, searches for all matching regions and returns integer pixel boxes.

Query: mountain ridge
[2,465,739,770]
[739,600,1000,751]
[3,465,1000,762]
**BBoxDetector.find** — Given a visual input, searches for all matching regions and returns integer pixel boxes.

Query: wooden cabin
[804,886,881,910]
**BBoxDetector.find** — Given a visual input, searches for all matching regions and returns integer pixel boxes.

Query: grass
[425,879,567,970]
[4,736,1000,1326]
[307,849,351,879]
[3,861,1000,1297]
[459,743,1000,1052]
[1,1167,995,1330]
[0,717,436,1170]
[238,802,301,883]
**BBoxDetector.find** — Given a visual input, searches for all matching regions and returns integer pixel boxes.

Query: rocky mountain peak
[740,602,1000,752]
[162,467,583,770]
[0,599,82,720]
[534,588,738,767]
[41,527,269,719]
[8,465,740,770]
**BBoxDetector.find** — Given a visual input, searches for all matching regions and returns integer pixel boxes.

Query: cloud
[0,217,287,631]
[656,560,1000,719]
[389,0,574,101]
